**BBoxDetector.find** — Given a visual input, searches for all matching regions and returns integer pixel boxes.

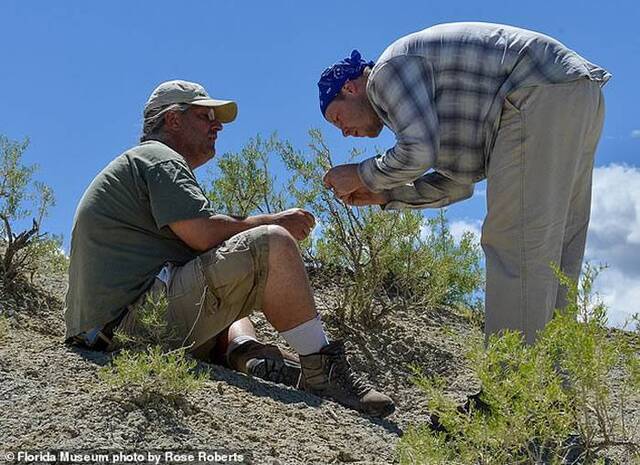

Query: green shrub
[205,130,483,324]
[207,134,286,216]
[98,345,206,404]
[112,292,181,351]
[420,210,484,308]
[23,234,68,281]
[282,132,482,322]
[398,265,640,464]
[543,264,640,456]
[0,135,63,285]
[101,292,205,404]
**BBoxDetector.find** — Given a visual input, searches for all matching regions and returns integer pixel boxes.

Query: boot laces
[327,354,372,397]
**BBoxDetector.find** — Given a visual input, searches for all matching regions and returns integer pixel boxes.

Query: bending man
[319,23,610,345]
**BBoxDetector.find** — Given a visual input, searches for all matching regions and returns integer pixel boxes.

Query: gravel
[0,273,636,464]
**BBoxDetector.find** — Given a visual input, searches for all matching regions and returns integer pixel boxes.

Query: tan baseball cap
[145,80,238,123]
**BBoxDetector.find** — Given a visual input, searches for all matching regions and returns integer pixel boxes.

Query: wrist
[247,213,275,227]
[357,159,383,193]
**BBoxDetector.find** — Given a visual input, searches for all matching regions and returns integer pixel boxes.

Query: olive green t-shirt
[64,140,215,338]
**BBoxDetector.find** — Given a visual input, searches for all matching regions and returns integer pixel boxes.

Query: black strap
[68,307,129,351]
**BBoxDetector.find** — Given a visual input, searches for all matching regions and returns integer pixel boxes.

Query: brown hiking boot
[227,340,301,388]
[299,340,395,418]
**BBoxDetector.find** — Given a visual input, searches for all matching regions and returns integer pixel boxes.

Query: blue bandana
[318,50,374,116]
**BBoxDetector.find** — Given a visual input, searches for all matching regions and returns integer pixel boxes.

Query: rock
[337,449,359,462]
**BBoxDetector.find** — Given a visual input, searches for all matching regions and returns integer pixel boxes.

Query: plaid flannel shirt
[357,22,611,210]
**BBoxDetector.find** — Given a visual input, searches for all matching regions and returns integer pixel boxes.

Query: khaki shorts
[117,225,270,357]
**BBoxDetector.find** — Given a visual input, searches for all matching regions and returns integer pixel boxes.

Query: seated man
[64,80,394,418]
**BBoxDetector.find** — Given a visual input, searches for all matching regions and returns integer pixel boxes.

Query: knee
[265,225,296,244]
[236,224,293,248]
[235,225,299,268]
[263,225,300,261]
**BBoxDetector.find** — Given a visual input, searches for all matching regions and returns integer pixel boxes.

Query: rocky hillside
[1,274,637,464]
[0,272,483,465]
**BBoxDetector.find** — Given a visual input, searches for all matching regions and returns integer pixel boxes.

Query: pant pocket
[167,258,206,299]
[199,240,256,303]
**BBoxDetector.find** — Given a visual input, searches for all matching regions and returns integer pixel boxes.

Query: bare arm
[169,208,315,252]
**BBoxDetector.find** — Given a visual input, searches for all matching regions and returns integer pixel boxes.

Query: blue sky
[1,1,639,324]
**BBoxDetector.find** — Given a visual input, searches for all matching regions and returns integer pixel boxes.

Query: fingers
[322,170,333,189]
[291,225,312,241]
[301,209,316,228]
[338,193,351,203]
[293,230,307,241]
[340,191,373,206]
[323,166,346,193]
[344,197,363,206]
[299,210,316,240]
[292,208,315,229]
[280,208,315,241]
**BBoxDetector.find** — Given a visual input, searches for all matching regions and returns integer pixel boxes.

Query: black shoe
[458,389,492,416]
[245,357,302,387]
[228,340,301,388]
[428,389,491,435]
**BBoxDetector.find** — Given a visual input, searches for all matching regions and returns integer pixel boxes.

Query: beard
[363,119,384,137]
[357,97,383,137]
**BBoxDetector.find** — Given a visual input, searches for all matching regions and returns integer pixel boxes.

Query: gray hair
[140,103,191,142]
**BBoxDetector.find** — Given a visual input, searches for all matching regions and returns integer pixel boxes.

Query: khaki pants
[118,225,271,356]
[482,78,605,345]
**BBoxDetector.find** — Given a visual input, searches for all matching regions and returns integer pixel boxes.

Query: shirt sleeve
[358,55,440,192]
[145,160,216,229]
[382,172,475,210]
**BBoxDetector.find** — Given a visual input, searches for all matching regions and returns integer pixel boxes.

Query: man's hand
[169,209,315,252]
[271,208,316,241]
[323,164,365,198]
[341,187,390,206]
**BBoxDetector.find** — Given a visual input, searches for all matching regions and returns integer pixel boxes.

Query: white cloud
[449,219,482,244]
[590,269,640,327]
[472,188,486,198]
[631,129,640,139]
[420,217,482,245]
[586,164,640,326]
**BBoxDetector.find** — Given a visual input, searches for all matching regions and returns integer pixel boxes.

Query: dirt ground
[0,274,637,465]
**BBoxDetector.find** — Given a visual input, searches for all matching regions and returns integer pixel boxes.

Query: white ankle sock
[225,335,258,364]
[279,314,329,356]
